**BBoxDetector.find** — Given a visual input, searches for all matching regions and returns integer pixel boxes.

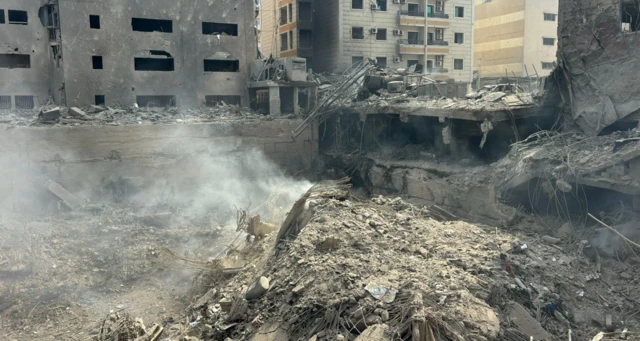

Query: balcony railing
[428,12,450,19]
[400,10,425,17]
[427,39,449,46]
[399,39,425,45]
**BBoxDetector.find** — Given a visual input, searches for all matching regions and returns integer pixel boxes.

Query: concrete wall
[0,119,318,212]
[313,0,341,72]
[259,0,277,56]
[522,0,558,77]
[0,0,52,107]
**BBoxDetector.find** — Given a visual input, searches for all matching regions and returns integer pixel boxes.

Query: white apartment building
[314,0,474,82]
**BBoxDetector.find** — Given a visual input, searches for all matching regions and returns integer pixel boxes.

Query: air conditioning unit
[371,4,378,10]
[393,29,404,36]
[435,60,443,66]
[370,28,378,34]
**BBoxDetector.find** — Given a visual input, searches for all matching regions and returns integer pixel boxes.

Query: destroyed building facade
[0,0,256,109]
[474,0,558,78]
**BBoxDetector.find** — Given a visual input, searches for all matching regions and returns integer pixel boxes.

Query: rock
[219,298,233,312]
[316,237,342,251]
[69,107,88,118]
[506,301,552,340]
[248,215,277,238]
[354,324,391,341]
[39,107,61,122]
[556,179,572,192]
[542,235,561,244]
[251,322,289,341]
[246,277,270,300]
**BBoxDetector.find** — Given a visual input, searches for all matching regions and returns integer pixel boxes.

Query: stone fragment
[556,179,572,193]
[246,276,270,300]
[354,324,391,341]
[506,301,552,340]
[45,179,82,210]
[39,107,61,122]
[69,107,88,118]
[542,235,561,244]
[219,298,233,312]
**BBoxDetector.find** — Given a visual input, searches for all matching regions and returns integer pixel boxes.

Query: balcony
[399,10,425,26]
[428,12,449,19]
[427,12,450,27]
[427,39,449,46]
[400,10,425,17]
[398,39,425,55]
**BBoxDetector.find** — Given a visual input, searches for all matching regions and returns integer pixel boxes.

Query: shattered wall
[558,0,640,135]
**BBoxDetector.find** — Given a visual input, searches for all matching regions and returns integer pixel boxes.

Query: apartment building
[311,0,474,82]
[474,0,558,78]
[0,0,256,109]
[258,0,314,67]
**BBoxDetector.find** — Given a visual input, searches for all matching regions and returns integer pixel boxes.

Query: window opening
[204,59,239,72]
[299,2,312,20]
[92,56,103,69]
[131,18,173,33]
[95,95,105,105]
[90,15,100,29]
[8,10,28,25]
[0,54,31,68]
[352,27,364,39]
[376,28,387,40]
[299,29,312,48]
[202,22,238,36]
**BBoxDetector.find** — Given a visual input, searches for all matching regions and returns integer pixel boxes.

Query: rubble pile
[173,183,640,341]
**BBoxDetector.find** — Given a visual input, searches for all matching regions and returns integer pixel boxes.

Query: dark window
[280,33,288,51]
[454,59,463,70]
[408,31,419,44]
[202,22,238,36]
[289,31,293,49]
[454,32,464,44]
[299,29,312,48]
[136,95,176,107]
[543,37,555,46]
[90,15,100,29]
[622,3,639,32]
[376,57,387,67]
[206,95,241,107]
[92,56,103,69]
[280,7,287,25]
[376,0,387,11]
[541,62,555,69]
[289,4,293,21]
[8,10,28,25]
[352,0,363,9]
[352,27,364,39]
[15,96,34,109]
[352,56,364,65]
[204,59,239,72]
[0,96,11,109]
[454,6,464,18]
[0,54,31,68]
[407,60,418,68]
[408,4,419,13]
[543,13,556,21]
[134,57,175,71]
[0,10,5,24]
[131,18,173,33]
[299,2,312,21]
[376,28,387,40]
[95,95,105,105]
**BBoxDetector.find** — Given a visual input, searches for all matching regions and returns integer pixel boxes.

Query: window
[376,28,387,40]
[376,0,387,11]
[352,27,364,39]
[206,95,241,107]
[376,57,387,67]
[407,31,419,44]
[352,0,363,9]
[280,7,287,25]
[427,5,434,15]
[0,96,11,109]
[204,60,239,72]
[136,96,176,107]
[352,56,364,65]
[289,4,293,22]
[299,29,312,48]
[622,3,639,32]
[280,33,288,51]
[202,22,238,36]
[299,2,312,21]
[0,54,31,68]
[92,56,103,69]
[454,32,464,44]
[543,37,555,46]
[544,13,557,21]
[542,62,555,69]
[435,28,443,40]
[454,6,464,18]
[89,15,100,29]
[8,10,28,25]
[15,95,34,109]
[134,51,175,71]
[131,18,173,33]
[0,10,6,24]
[408,4,420,13]
[289,31,293,49]
[95,95,105,105]
[454,59,464,70]
[435,55,444,66]
[407,60,418,68]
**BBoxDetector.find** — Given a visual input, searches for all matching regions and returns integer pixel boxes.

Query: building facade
[474,0,558,78]
[0,0,256,109]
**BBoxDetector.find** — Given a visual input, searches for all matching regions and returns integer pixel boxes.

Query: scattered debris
[44,179,83,210]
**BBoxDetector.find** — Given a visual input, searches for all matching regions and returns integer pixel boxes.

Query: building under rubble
[0,0,256,109]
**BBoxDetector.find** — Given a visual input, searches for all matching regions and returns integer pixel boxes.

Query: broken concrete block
[354,324,391,341]
[247,215,277,238]
[542,235,561,244]
[387,81,404,93]
[39,107,61,122]
[506,302,552,340]
[69,107,88,118]
[556,179,572,193]
[219,298,233,312]
[45,179,82,210]
[246,276,270,300]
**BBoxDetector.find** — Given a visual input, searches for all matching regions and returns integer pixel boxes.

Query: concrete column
[269,86,281,115]
[293,87,300,115]
[423,0,429,74]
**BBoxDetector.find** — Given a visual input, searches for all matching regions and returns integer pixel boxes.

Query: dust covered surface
[171,186,640,341]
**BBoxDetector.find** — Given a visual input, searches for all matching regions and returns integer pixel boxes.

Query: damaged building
[0,0,256,108]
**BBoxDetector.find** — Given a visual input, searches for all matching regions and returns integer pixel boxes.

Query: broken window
[92,56,103,69]
[206,95,241,107]
[352,56,364,65]
[15,95,34,109]
[0,10,5,24]
[8,10,28,25]
[0,96,11,109]
[131,18,173,33]
[352,27,364,39]
[280,7,287,25]
[454,32,464,44]
[280,33,288,51]
[376,57,387,67]
[204,59,239,72]
[299,2,312,21]
[289,4,293,21]
[95,95,105,105]
[202,22,238,36]
[376,0,387,11]
[299,29,312,48]
[90,15,100,29]
[454,6,464,18]
[0,54,31,68]
[621,2,640,32]
[542,37,555,46]
[376,28,387,40]
[454,58,464,70]
[135,51,175,71]
[543,13,556,21]
[136,95,176,107]
[352,0,363,9]
[541,61,555,69]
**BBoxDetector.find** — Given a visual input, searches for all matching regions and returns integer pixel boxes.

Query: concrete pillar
[423,1,429,74]
[293,87,300,115]
[269,86,281,115]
